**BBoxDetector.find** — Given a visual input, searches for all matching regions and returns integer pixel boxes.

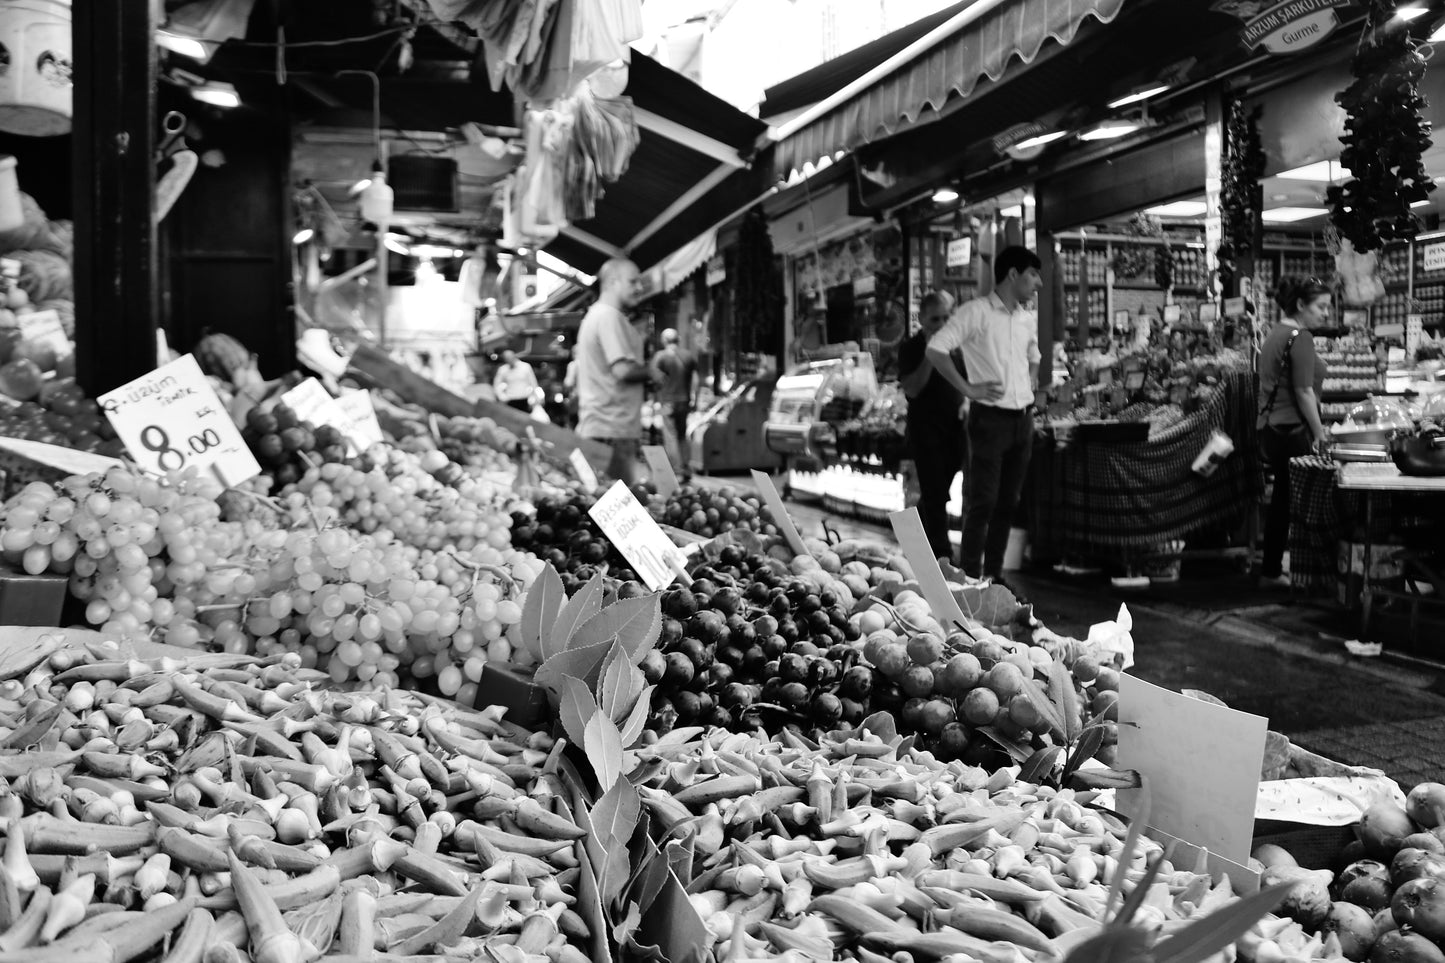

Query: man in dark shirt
[651,327,698,479]
[899,291,967,562]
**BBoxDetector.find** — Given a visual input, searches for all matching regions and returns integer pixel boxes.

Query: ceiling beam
[635,108,747,168]
[562,225,627,259]
[626,161,737,252]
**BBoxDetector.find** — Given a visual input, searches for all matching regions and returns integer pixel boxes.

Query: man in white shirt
[925,246,1043,580]
[492,350,539,413]
[575,258,655,485]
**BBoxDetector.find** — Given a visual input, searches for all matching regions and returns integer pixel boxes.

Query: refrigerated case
[764,352,879,485]
[685,376,781,473]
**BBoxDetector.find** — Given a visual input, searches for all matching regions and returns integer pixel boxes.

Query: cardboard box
[0,565,67,626]
[474,663,549,728]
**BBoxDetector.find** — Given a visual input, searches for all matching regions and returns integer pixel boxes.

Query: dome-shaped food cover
[1421,389,1445,422]
[1332,395,1414,448]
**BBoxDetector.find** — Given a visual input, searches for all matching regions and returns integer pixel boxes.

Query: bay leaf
[584,710,625,791]
[571,595,661,661]
[520,563,566,663]
[599,639,644,723]
[618,684,655,749]
[548,571,605,657]
[559,675,598,752]
[535,640,613,695]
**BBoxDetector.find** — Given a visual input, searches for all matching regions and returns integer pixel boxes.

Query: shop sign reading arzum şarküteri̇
[1212,0,1351,55]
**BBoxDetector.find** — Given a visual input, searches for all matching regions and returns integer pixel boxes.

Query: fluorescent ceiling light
[190,82,240,108]
[383,234,411,255]
[1397,5,1428,20]
[1000,205,1023,218]
[1013,130,1067,151]
[292,228,315,244]
[932,187,960,204]
[157,31,212,61]
[1146,200,1208,217]
[1412,199,1432,208]
[1080,121,1141,141]
[348,178,372,197]
[1432,20,1445,40]
[1108,84,1169,109]
[1261,207,1328,223]
[1275,160,1350,181]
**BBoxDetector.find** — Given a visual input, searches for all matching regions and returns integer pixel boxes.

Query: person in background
[651,327,699,480]
[898,291,967,562]
[926,246,1043,582]
[492,349,538,413]
[562,359,580,428]
[576,258,654,485]
[1256,276,1332,588]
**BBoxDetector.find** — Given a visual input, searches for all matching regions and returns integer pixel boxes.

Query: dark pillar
[72,0,158,396]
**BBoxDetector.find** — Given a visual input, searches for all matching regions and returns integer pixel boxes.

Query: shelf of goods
[1317,343,1382,423]
[0,338,1436,963]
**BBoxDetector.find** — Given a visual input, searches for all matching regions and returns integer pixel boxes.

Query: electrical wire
[231,24,426,48]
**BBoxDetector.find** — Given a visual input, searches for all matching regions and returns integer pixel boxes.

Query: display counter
[1029,363,1259,565]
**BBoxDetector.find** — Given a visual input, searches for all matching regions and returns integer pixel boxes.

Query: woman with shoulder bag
[1257,276,1332,586]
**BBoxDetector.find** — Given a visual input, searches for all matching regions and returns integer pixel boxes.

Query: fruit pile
[630,723,1284,963]
[1247,786,1445,963]
[0,376,123,456]
[650,483,773,539]
[0,637,596,962]
[241,402,352,488]
[0,458,540,700]
[508,491,641,589]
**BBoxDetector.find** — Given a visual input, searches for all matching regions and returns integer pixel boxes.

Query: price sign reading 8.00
[99,354,260,488]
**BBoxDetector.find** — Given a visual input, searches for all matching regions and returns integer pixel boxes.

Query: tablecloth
[1289,457,1445,597]
[1030,366,1259,558]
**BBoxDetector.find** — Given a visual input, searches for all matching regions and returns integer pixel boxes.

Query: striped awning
[772,0,1128,179]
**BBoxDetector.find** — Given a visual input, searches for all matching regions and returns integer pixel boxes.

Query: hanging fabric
[516,107,574,244]
[561,85,639,221]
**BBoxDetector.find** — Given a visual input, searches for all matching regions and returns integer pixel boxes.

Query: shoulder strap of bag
[1259,326,1303,420]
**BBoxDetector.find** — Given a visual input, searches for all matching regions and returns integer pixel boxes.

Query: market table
[1029,364,1259,566]
[1336,463,1445,642]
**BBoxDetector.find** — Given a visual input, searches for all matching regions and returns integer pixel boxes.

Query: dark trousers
[1258,423,1312,578]
[961,404,1033,578]
[907,417,967,562]
[505,399,531,413]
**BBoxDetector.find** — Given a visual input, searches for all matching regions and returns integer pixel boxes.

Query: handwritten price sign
[99,354,260,488]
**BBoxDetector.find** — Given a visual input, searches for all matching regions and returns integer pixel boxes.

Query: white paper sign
[99,354,261,488]
[588,480,687,590]
[16,310,71,357]
[336,389,385,450]
[1116,674,1268,865]
[946,236,972,269]
[570,448,598,493]
[889,507,970,631]
[1424,241,1445,273]
[281,378,352,444]
[641,445,679,498]
[750,470,809,556]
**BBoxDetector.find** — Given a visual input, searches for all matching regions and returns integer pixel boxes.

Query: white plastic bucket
[0,156,22,233]
[0,0,72,136]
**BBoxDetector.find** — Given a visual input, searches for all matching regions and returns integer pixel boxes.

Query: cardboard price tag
[569,448,598,493]
[280,378,354,452]
[1116,674,1268,866]
[641,445,679,498]
[16,310,71,358]
[749,470,809,556]
[336,389,386,450]
[99,354,261,488]
[888,508,970,631]
[588,480,688,590]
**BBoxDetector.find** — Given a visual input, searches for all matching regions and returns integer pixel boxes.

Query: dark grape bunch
[508,492,639,593]
[638,544,869,736]
[652,484,775,540]
[242,403,350,487]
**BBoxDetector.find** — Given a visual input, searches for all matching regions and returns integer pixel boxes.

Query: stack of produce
[0,636,596,962]
[649,484,772,540]
[0,377,123,457]
[1241,787,1445,963]
[240,403,353,488]
[621,722,1294,963]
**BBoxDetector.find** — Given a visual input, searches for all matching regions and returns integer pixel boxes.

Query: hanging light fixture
[338,70,393,223]
[157,0,258,63]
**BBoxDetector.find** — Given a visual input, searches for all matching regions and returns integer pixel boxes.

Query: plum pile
[652,484,776,539]
[508,491,639,591]
[639,544,868,736]
[242,402,350,487]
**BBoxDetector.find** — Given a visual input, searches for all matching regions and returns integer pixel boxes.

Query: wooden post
[72,0,158,397]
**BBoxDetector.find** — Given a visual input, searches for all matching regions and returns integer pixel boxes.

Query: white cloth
[493,360,539,403]
[575,302,643,439]
[928,292,1041,411]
